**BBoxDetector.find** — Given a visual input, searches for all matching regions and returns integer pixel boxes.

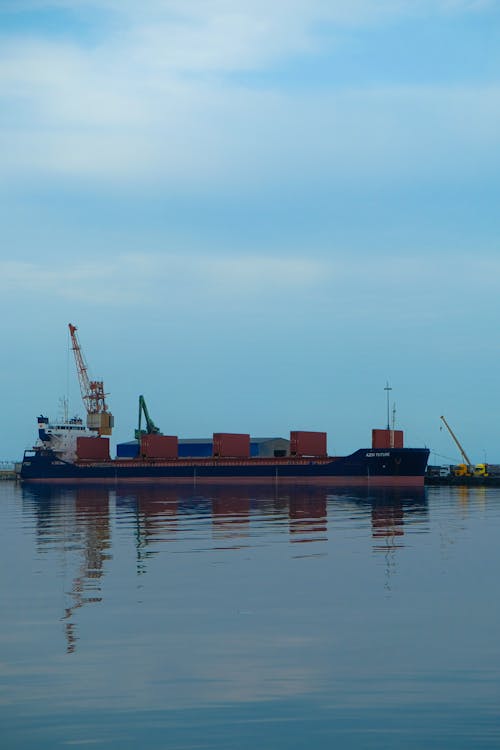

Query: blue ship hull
[21,447,430,486]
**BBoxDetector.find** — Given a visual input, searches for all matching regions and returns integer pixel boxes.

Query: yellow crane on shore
[439,416,473,476]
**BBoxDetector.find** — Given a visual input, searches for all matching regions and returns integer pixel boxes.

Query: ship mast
[68,323,113,436]
[384,381,392,430]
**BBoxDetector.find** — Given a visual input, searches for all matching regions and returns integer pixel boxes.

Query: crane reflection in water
[23,486,112,653]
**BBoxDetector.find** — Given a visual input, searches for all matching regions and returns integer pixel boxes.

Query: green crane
[135,395,161,440]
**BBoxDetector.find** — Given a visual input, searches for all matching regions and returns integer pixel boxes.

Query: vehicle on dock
[473,463,500,478]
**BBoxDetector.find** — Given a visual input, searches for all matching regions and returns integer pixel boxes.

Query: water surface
[1,482,499,748]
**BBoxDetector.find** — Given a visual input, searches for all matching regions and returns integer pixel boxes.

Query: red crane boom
[68,323,114,436]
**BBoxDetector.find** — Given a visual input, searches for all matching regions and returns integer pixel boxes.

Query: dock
[425,475,500,487]
[0,462,20,481]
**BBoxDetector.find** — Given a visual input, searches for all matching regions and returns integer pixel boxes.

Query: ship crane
[68,323,114,436]
[135,395,161,440]
[440,415,472,475]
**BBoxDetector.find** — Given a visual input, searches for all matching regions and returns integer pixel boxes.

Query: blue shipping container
[116,441,139,458]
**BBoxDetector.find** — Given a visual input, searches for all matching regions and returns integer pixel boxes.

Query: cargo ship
[20,325,429,486]
[20,423,429,486]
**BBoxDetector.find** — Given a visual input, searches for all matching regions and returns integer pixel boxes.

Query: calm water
[1,481,499,749]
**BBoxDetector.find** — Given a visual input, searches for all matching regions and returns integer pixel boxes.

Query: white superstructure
[35,414,95,462]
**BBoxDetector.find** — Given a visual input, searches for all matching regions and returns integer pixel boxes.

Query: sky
[1,0,500,465]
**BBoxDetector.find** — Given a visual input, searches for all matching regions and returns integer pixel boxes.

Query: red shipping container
[372,429,404,449]
[77,437,110,460]
[290,431,327,457]
[140,434,178,459]
[213,433,250,458]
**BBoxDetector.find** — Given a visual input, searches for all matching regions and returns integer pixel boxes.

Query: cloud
[1,0,496,77]
[1,254,329,307]
[0,0,499,187]
[2,254,497,324]
[2,65,499,188]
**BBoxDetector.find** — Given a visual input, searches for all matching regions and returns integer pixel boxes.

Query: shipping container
[140,434,178,459]
[178,440,213,458]
[116,441,139,458]
[372,429,404,449]
[290,431,327,457]
[213,433,250,458]
[77,437,110,460]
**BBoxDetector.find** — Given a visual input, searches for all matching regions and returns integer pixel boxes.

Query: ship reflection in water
[21,483,427,654]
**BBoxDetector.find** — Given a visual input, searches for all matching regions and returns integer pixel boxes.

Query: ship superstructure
[35,413,94,462]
